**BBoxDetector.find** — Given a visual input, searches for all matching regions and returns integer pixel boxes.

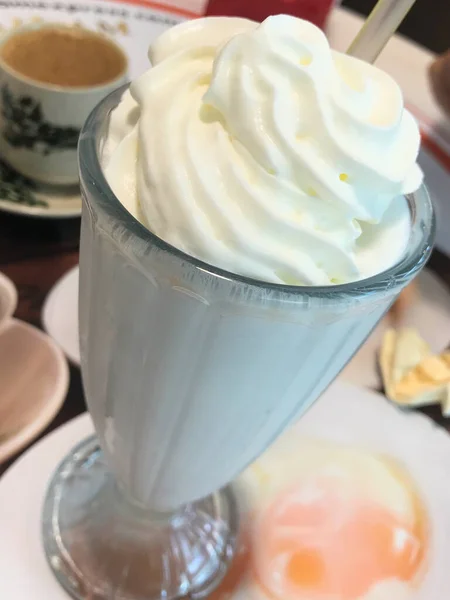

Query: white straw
[347,0,417,64]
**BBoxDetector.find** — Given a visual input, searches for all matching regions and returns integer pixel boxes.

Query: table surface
[0,0,449,476]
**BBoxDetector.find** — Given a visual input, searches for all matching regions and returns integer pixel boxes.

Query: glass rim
[78,85,435,298]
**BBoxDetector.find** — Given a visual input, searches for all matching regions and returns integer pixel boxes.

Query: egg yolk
[253,478,426,600]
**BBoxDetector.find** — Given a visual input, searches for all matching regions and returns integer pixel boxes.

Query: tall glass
[42,87,434,600]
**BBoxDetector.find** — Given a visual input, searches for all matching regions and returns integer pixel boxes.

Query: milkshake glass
[41,86,434,600]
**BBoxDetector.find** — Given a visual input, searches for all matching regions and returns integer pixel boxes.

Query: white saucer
[1,380,450,598]
[0,318,69,464]
[0,159,82,218]
[42,266,79,366]
[0,412,91,600]
[42,265,450,391]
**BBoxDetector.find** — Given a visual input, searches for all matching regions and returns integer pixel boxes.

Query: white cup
[0,271,17,333]
[0,23,128,186]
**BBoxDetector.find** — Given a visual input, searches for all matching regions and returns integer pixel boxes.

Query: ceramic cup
[0,23,128,185]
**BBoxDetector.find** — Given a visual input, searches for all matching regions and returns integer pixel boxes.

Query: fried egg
[209,381,450,600]
[211,439,428,600]
[251,441,427,600]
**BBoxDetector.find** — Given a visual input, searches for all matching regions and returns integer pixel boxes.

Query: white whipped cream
[103,15,422,285]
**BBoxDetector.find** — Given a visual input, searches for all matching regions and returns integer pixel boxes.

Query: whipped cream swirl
[104,15,422,285]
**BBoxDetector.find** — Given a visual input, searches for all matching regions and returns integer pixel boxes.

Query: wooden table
[1,1,449,476]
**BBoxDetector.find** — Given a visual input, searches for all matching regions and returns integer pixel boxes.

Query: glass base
[42,436,240,600]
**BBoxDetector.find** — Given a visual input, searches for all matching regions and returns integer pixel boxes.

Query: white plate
[0,412,91,600]
[0,318,69,464]
[42,265,450,391]
[0,380,449,598]
[0,159,82,218]
[1,3,450,232]
[42,265,79,365]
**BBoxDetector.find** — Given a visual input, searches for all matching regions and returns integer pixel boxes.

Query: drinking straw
[347,0,417,63]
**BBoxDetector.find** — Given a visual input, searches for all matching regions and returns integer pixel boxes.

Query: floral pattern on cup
[1,84,80,156]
